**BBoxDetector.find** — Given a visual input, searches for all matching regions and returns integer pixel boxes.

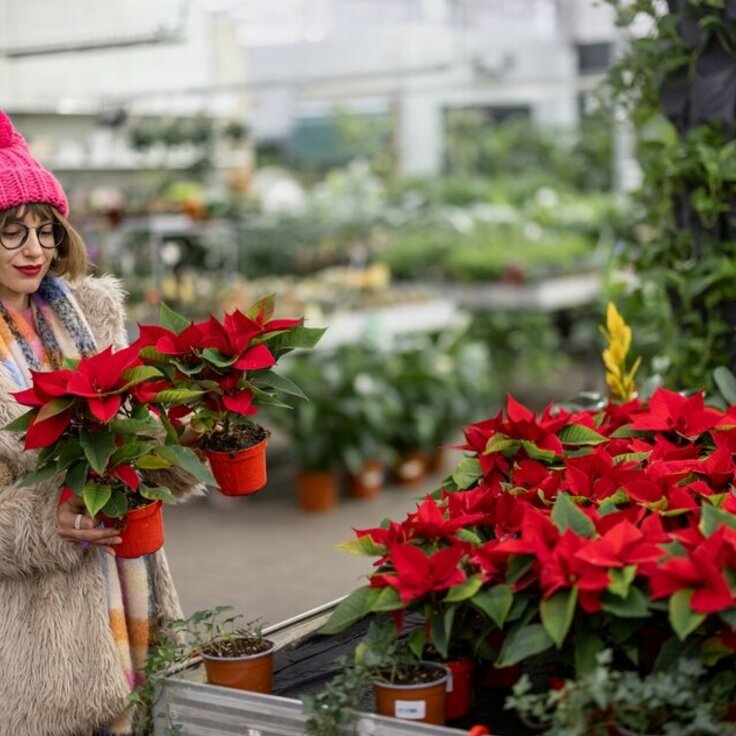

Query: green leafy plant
[131,606,270,735]
[604,0,736,391]
[505,648,736,736]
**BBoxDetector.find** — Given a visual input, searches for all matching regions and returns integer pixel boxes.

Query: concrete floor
[162,454,456,628]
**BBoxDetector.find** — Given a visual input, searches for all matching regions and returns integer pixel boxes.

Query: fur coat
[0,275,198,736]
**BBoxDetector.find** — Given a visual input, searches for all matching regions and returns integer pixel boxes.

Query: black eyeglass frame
[0,222,66,251]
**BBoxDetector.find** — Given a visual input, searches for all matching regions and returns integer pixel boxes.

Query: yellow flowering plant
[599,302,641,402]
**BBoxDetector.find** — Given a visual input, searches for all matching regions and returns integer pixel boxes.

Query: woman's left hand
[57,495,122,555]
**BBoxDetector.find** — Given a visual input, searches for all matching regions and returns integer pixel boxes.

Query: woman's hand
[57,496,122,555]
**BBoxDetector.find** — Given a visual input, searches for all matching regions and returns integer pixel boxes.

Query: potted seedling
[7,344,214,557]
[303,619,449,733]
[137,296,324,496]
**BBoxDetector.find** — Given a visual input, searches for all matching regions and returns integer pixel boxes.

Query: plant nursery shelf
[446,271,602,312]
[316,297,461,350]
[154,601,512,735]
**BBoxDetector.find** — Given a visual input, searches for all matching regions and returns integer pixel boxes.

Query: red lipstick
[14,265,43,277]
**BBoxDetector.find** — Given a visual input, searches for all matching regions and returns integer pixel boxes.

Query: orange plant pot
[206,437,268,496]
[107,500,164,559]
[444,658,474,721]
[296,471,338,512]
[373,664,448,725]
[202,642,275,693]
[394,451,429,486]
[347,459,384,500]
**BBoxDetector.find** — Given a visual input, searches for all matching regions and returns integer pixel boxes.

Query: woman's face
[0,207,57,311]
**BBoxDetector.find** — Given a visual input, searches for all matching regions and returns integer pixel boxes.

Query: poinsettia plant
[321,304,736,680]
[135,296,325,453]
[6,344,214,518]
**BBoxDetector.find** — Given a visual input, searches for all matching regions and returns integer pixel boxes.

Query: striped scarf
[0,276,153,736]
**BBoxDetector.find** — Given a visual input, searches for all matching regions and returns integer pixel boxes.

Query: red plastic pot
[206,437,268,496]
[444,658,474,721]
[106,500,164,558]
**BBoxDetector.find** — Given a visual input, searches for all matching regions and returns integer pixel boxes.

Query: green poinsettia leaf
[607,565,637,598]
[64,461,88,495]
[451,457,483,490]
[252,370,308,401]
[200,348,238,368]
[245,294,275,322]
[371,586,404,612]
[496,624,554,668]
[101,492,129,519]
[120,365,163,388]
[82,482,112,518]
[318,587,379,635]
[135,454,172,470]
[430,606,456,660]
[484,434,518,456]
[19,464,60,487]
[602,587,650,618]
[35,397,75,424]
[139,484,176,504]
[551,493,595,538]
[335,535,386,556]
[444,574,484,603]
[472,584,514,628]
[573,631,604,677]
[152,388,205,404]
[155,444,216,486]
[110,440,156,466]
[4,410,34,432]
[699,503,736,537]
[159,303,191,334]
[670,589,706,641]
[541,587,578,648]
[80,429,117,475]
[558,424,608,446]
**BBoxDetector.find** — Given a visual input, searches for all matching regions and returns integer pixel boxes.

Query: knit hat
[0,110,69,217]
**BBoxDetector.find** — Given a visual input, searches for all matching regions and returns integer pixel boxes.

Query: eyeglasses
[0,222,66,251]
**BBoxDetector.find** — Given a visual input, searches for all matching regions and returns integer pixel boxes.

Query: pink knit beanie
[0,109,69,217]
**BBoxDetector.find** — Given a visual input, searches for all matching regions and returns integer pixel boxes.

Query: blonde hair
[0,203,89,282]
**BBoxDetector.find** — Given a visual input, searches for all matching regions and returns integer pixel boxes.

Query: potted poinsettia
[7,344,214,557]
[319,304,736,726]
[136,296,325,496]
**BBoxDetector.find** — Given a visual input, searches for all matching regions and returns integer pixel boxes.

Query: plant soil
[373,663,446,686]
[203,423,270,453]
[201,633,273,658]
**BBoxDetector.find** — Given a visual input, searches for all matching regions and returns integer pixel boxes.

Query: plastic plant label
[394,700,426,720]
[446,670,454,692]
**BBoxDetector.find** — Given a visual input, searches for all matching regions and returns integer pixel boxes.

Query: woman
[0,110,200,735]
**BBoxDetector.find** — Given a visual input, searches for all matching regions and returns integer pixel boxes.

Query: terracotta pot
[296,471,338,512]
[347,459,384,499]
[444,658,474,721]
[202,640,275,693]
[206,437,268,496]
[373,663,448,725]
[106,500,164,559]
[393,451,429,485]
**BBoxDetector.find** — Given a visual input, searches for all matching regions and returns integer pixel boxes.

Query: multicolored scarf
[0,276,152,736]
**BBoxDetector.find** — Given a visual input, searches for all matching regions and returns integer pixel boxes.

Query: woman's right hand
[57,495,123,555]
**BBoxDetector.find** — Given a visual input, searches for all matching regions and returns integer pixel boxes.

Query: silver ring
[74,513,83,530]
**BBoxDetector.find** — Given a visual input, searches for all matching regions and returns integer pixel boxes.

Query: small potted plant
[7,344,213,557]
[137,296,324,496]
[303,619,449,733]
[505,649,736,736]
[131,605,276,734]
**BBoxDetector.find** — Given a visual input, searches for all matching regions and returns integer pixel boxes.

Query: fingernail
[113,537,123,545]
[80,541,92,549]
